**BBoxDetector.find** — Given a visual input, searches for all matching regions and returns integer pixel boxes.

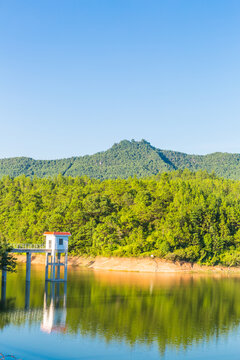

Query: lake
[1,265,240,359]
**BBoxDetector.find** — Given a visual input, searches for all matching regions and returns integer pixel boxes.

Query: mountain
[1,139,240,179]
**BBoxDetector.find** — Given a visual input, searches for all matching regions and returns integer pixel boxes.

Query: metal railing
[11,243,45,250]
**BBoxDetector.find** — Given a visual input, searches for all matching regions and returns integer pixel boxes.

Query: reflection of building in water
[41,282,67,334]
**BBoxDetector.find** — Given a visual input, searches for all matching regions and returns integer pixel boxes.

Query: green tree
[0,237,17,278]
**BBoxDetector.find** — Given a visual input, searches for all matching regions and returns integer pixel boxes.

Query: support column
[44,281,49,309]
[63,281,67,308]
[45,253,49,281]
[50,281,55,300]
[52,252,56,281]
[50,255,53,280]
[2,268,7,284]
[25,280,30,310]
[26,252,31,282]
[1,276,6,304]
[56,282,60,304]
[64,252,68,281]
[57,253,61,280]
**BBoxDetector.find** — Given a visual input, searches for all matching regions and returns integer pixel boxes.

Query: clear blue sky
[0,0,240,159]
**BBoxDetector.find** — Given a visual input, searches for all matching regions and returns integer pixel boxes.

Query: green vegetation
[1,170,240,265]
[0,238,16,273]
[2,139,240,179]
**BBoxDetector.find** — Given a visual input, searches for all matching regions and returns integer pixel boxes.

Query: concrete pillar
[25,280,30,310]
[63,282,67,308]
[50,255,53,279]
[64,253,68,281]
[44,281,48,308]
[26,252,31,282]
[45,253,49,281]
[2,268,7,283]
[50,281,55,300]
[52,252,56,281]
[57,253,61,280]
[56,282,60,304]
[1,278,6,304]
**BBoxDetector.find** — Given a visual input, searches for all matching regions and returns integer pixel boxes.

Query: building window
[59,238,63,246]
[48,240,52,249]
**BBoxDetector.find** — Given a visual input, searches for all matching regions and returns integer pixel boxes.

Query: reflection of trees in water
[1,269,240,353]
[66,274,240,353]
[0,297,17,329]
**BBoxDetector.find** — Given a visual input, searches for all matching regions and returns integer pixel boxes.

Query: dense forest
[1,170,240,266]
[2,139,240,179]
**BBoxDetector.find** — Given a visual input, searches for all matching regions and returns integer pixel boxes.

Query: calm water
[1,266,240,359]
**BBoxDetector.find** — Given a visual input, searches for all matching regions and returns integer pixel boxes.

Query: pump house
[44,232,71,254]
[44,232,71,282]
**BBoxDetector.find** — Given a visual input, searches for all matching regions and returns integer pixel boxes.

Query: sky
[0,0,240,159]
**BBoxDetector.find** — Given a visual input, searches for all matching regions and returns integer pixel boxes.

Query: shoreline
[13,254,240,274]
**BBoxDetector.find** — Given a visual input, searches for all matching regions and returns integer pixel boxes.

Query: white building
[44,232,71,282]
[44,232,71,254]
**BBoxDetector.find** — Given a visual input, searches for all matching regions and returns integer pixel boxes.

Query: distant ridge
[1,139,240,179]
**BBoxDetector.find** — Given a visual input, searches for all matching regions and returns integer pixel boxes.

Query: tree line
[0,170,240,265]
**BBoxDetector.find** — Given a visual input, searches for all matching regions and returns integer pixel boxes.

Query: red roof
[43,232,71,236]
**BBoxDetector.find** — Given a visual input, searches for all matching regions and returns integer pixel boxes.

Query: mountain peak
[0,140,239,180]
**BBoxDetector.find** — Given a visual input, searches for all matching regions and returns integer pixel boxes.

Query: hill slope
[1,139,240,179]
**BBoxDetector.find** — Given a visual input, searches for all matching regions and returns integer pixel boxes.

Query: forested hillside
[2,170,240,266]
[1,139,240,179]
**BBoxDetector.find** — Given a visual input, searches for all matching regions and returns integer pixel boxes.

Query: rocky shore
[14,254,240,273]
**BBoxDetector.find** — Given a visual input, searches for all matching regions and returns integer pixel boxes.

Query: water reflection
[0,275,67,336]
[1,266,240,356]
[41,282,67,334]
[1,281,6,304]
[24,281,30,310]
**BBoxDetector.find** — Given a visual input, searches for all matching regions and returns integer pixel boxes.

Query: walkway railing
[11,243,45,250]
[7,242,68,282]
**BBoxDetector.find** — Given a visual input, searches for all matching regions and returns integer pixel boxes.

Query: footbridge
[11,243,46,252]
[10,243,48,283]
[2,232,71,288]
